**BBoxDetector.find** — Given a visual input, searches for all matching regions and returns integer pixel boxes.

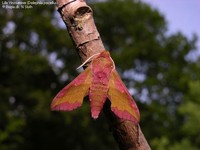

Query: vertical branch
[55,0,151,149]
[57,0,104,66]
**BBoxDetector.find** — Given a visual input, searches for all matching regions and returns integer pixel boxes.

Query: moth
[51,50,140,124]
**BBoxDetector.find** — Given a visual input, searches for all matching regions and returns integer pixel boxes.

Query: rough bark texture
[56,0,151,149]
[57,0,104,66]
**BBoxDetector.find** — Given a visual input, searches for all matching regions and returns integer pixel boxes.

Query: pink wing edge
[51,101,82,111]
[108,70,140,124]
[111,107,139,124]
[51,68,91,111]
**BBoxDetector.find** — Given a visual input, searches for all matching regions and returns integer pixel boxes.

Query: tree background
[0,0,200,149]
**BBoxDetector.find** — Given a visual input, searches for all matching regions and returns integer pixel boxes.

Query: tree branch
[56,0,151,149]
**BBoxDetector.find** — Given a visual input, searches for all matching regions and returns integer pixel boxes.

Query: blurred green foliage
[0,0,200,149]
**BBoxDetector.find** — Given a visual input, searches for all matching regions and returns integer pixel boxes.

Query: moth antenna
[76,53,100,70]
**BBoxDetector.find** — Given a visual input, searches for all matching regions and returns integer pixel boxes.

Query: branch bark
[56,0,151,149]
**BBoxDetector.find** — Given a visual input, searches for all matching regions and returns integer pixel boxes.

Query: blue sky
[142,0,200,60]
[57,0,200,60]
